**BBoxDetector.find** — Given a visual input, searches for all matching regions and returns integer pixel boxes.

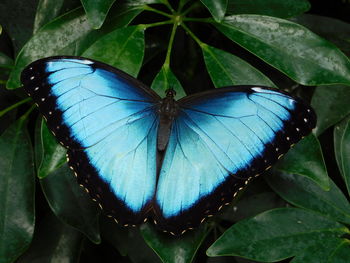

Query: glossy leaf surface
[0,118,35,263]
[227,0,310,18]
[141,224,209,263]
[200,0,227,21]
[291,237,349,263]
[17,213,84,263]
[81,0,116,29]
[40,164,101,244]
[202,44,276,88]
[37,120,66,179]
[267,172,350,225]
[293,14,350,55]
[334,117,350,196]
[83,25,145,77]
[33,0,65,33]
[275,134,329,190]
[311,85,350,136]
[7,8,90,90]
[216,15,350,86]
[151,65,186,99]
[207,208,348,262]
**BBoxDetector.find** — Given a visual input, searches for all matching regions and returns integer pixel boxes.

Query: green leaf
[7,5,141,90]
[37,120,66,179]
[311,85,350,136]
[202,44,276,88]
[275,134,329,190]
[151,65,186,99]
[141,223,209,263]
[292,14,350,55]
[0,52,13,69]
[0,118,35,263]
[40,163,101,244]
[334,117,350,196]
[329,240,350,263]
[7,8,90,90]
[122,228,161,263]
[207,208,348,262]
[81,0,116,29]
[0,0,37,52]
[291,237,349,263]
[221,191,286,222]
[227,0,311,18]
[33,0,65,33]
[267,172,350,225]
[17,213,84,263]
[83,25,145,77]
[201,0,227,22]
[100,217,129,256]
[215,15,350,86]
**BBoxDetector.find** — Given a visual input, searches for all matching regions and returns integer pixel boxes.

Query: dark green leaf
[151,65,186,99]
[207,208,348,262]
[267,172,350,225]
[201,0,227,22]
[7,8,90,90]
[275,134,329,190]
[221,191,286,222]
[311,85,350,136]
[215,15,350,86]
[141,223,209,263]
[17,213,84,263]
[227,0,310,18]
[291,237,348,263]
[0,52,13,69]
[83,25,145,77]
[33,0,65,33]
[126,228,161,263]
[0,0,37,52]
[7,4,141,90]
[100,217,129,256]
[334,116,350,196]
[202,44,276,88]
[81,0,116,29]
[292,14,350,55]
[0,118,35,262]
[37,120,66,179]
[40,163,101,244]
[329,240,350,263]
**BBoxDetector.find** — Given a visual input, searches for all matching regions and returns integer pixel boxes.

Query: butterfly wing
[21,57,161,225]
[154,86,316,234]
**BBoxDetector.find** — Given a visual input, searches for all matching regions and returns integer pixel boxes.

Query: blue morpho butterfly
[21,56,316,235]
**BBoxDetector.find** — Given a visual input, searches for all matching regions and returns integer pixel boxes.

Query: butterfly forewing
[21,57,161,225]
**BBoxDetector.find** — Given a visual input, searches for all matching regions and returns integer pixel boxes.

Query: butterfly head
[159,89,178,119]
[165,88,176,98]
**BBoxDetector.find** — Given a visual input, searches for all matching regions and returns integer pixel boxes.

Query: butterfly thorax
[157,89,179,152]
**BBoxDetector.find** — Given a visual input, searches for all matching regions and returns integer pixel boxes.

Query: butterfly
[21,56,316,235]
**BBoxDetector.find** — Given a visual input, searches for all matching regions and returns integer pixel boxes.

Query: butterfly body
[21,56,316,235]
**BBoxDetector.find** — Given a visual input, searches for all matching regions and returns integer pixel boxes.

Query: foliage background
[1,0,350,262]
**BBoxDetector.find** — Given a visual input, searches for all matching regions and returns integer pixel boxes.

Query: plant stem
[0,97,32,118]
[20,104,36,122]
[143,5,173,18]
[161,0,175,13]
[182,17,214,23]
[142,20,173,29]
[164,21,178,68]
[181,22,204,47]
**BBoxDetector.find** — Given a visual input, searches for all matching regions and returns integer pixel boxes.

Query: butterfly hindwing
[21,57,161,225]
[154,86,316,233]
